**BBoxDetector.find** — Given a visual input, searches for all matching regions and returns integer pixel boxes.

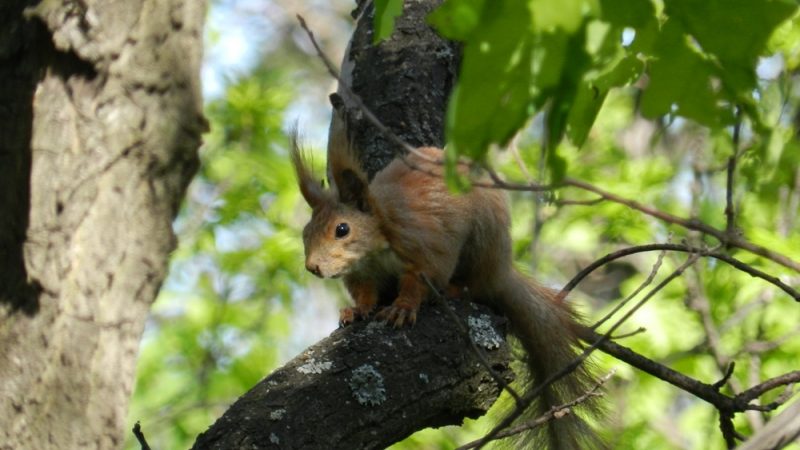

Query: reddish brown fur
[291,138,602,449]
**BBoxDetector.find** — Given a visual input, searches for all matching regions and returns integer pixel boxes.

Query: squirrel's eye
[335,223,350,239]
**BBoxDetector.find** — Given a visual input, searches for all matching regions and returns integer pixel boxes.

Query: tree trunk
[332,0,460,177]
[0,1,207,449]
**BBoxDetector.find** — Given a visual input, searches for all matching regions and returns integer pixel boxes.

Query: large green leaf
[666,0,797,93]
[443,0,535,162]
[640,19,735,127]
[599,0,655,28]
[567,54,644,146]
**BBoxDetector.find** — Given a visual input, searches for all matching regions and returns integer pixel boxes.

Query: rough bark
[192,300,513,450]
[332,0,460,177]
[0,1,207,449]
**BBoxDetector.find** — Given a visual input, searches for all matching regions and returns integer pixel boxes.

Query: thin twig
[725,106,742,239]
[562,178,800,274]
[713,362,737,390]
[610,327,647,340]
[553,197,605,206]
[736,371,800,406]
[555,243,799,302]
[132,421,152,450]
[591,245,668,330]
[509,144,534,185]
[740,326,800,355]
[750,384,796,412]
[296,15,442,166]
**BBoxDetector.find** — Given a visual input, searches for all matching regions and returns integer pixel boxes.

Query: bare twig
[553,197,605,206]
[556,243,799,302]
[296,14,443,167]
[712,362,736,390]
[740,326,800,355]
[132,421,152,450]
[610,327,647,340]
[591,245,668,330]
[725,107,742,239]
[737,399,800,450]
[736,371,800,406]
[509,144,534,185]
[751,384,796,412]
[719,294,773,333]
[562,178,800,273]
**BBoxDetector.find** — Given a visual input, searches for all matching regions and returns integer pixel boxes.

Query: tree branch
[191,301,513,450]
[562,178,800,273]
[556,243,799,302]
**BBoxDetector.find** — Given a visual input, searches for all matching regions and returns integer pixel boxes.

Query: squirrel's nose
[306,263,322,278]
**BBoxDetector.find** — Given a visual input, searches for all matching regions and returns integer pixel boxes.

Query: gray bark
[332,0,460,177]
[0,1,207,449]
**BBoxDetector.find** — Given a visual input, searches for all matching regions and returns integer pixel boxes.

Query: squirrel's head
[291,135,387,279]
[301,201,387,278]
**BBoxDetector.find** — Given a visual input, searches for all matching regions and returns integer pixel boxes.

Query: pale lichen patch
[348,364,386,406]
[468,314,502,350]
[297,358,333,374]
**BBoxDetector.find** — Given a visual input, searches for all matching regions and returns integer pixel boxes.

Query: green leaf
[530,0,589,32]
[373,0,404,43]
[444,0,535,161]
[427,0,487,40]
[666,0,797,93]
[567,54,644,146]
[546,148,568,182]
[640,19,735,127]
[599,0,655,28]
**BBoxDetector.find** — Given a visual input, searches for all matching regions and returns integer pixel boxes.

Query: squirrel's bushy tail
[495,270,604,450]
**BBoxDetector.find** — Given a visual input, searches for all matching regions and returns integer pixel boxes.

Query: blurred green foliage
[124,68,319,448]
[127,1,799,449]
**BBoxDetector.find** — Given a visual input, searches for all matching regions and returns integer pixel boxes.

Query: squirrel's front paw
[376,303,418,328]
[339,305,373,327]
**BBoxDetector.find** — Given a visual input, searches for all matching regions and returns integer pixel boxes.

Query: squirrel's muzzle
[306,262,323,278]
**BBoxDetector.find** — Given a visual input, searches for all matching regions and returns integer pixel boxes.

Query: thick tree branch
[191,301,513,450]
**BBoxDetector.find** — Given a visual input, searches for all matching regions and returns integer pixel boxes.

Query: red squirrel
[291,127,602,449]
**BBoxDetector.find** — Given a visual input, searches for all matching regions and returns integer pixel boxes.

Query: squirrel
[290,122,602,449]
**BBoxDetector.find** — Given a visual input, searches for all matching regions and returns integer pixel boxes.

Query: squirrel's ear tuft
[327,112,371,212]
[290,130,327,209]
[339,169,370,212]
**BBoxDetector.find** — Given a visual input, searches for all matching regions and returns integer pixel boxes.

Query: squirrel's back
[369,148,512,291]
